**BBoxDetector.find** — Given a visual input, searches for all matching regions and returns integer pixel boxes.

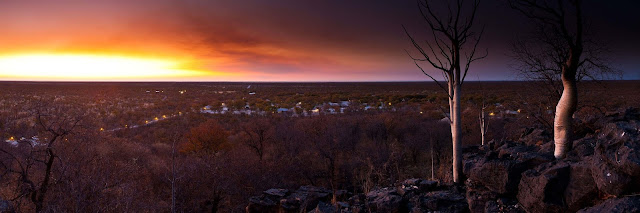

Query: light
[0,53,207,80]
[145,120,149,124]
[162,115,167,118]
[420,111,423,114]
[489,112,496,116]
[9,136,14,140]
[389,102,392,106]
[154,117,159,121]
[100,128,104,131]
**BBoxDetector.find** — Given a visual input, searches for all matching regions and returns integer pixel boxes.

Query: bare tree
[404,0,487,183]
[0,104,81,212]
[479,96,488,146]
[509,0,619,159]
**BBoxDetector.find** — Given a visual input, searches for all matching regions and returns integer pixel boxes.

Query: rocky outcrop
[517,161,570,212]
[577,196,640,213]
[246,108,640,213]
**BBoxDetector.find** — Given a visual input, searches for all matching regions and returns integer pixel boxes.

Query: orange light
[100,128,104,131]
[0,53,207,80]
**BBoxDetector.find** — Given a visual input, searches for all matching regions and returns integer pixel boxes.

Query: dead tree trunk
[405,0,486,184]
[479,96,488,146]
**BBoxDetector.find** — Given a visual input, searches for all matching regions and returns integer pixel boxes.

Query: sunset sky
[0,0,638,82]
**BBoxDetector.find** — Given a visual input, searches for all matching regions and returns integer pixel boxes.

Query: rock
[564,160,599,212]
[308,201,337,213]
[484,200,500,213]
[284,186,332,212]
[264,188,289,201]
[597,121,640,176]
[517,161,570,213]
[519,128,552,146]
[565,137,596,161]
[577,196,640,213]
[412,190,468,213]
[514,151,554,170]
[590,152,633,197]
[246,196,278,213]
[465,180,497,213]
[497,142,530,159]
[467,159,527,195]
[0,200,14,213]
[365,187,404,212]
[401,178,438,193]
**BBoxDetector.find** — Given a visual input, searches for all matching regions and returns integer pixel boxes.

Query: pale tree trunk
[553,70,578,159]
[451,83,463,183]
[480,107,487,146]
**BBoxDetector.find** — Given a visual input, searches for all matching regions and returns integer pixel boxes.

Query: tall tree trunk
[451,83,463,183]
[553,70,578,159]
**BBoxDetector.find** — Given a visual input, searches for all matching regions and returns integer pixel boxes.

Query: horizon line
[0,79,638,83]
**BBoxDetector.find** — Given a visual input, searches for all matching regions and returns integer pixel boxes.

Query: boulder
[590,153,633,197]
[577,196,640,213]
[467,159,527,195]
[519,128,552,146]
[400,178,438,194]
[365,187,404,213]
[0,200,14,213]
[308,201,337,213]
[589,120,640,196]
[246,196,278,213]
[283,186,332,212]
[264,188,289,202]
[517,161,570,213]
[465,180,497,213]
[410,190,468,213]
[564,160,599,212]
[565,137,596,161]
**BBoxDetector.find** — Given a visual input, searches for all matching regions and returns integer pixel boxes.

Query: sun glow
[0,53,209,80]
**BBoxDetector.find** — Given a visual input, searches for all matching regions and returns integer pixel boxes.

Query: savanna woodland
[1,0,639,212]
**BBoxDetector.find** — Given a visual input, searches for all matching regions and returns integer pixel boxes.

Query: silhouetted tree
[509,0,619,159]
[0,104,81,212]
[404,0,487,183]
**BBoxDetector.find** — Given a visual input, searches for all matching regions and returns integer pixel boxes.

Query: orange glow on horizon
[0,53,218,81]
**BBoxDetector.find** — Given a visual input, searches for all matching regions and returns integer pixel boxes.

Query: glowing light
[9,136,15,140]
[0,53,207,80]
[162,115,167,118]
[489,112,496,116]
[154,117,159,121]
[100,128,104,131]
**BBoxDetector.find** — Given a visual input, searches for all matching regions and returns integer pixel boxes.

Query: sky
[0,0,637,82]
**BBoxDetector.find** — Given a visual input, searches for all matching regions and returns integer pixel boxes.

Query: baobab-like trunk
[554,70,578,159]
[449,81,463,184]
